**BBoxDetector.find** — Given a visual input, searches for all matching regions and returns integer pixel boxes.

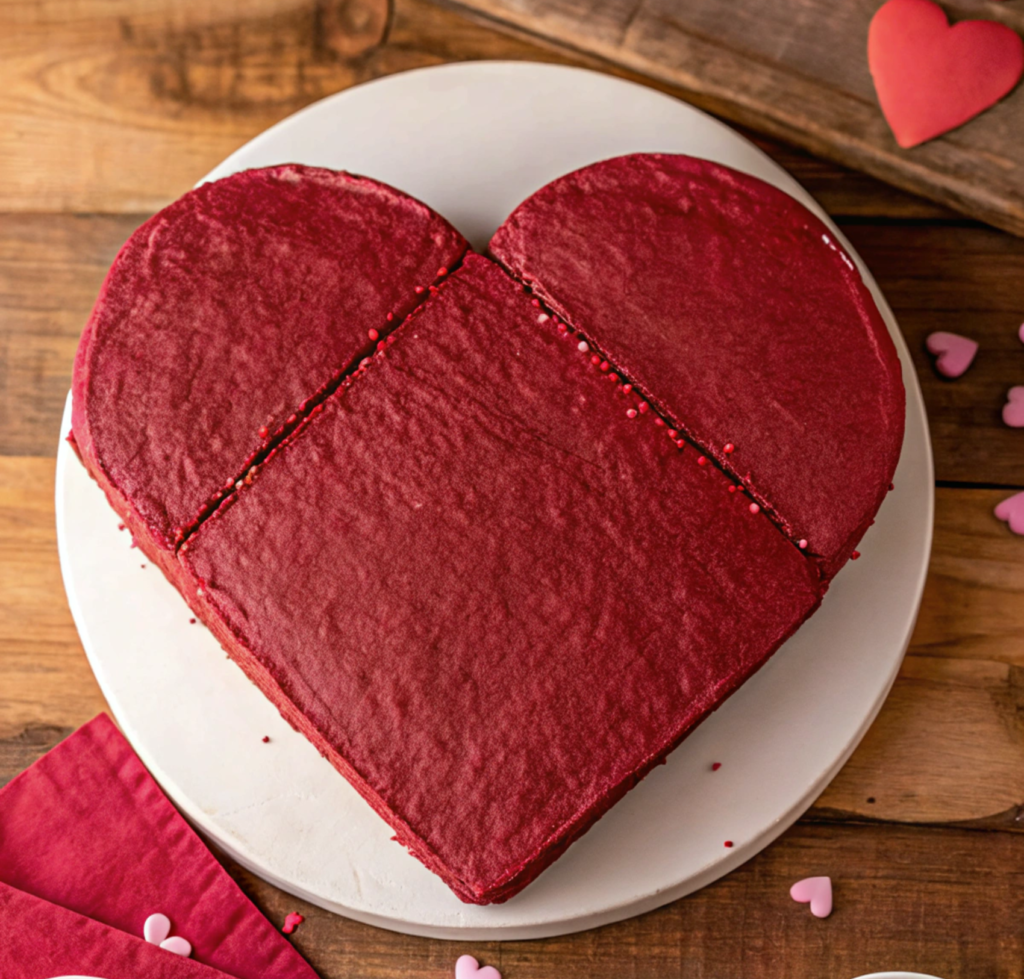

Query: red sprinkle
[667,429,678,439]
[654,417,665,426]
[414,285,424,294]
[368,328,379,341]
[728,485,737,493]
[851,550,861,560]
[600,360,610,372]
[622,384,632,393]
[697,456,708,466]
[376,341,386,352]
[262,735,270,743]
[531,298,541,308]
[626,408,638,419]
[557,323,568,333]
[889,482,895,491]
[724,443,735,454]
[591,354,601,365]
[437,266,448,277]
[724,840,734,848]
[282,912,304,935]
[711,762,722,771]
[386,312,394,322]
[675,439,686,448]
[749,503,761,514]
[258,426,269,439]
[118,523,125,531]
[638,402,650,414]
[189,618,196,624]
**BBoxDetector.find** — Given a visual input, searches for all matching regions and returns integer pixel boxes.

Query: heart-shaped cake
[70,156,904,905]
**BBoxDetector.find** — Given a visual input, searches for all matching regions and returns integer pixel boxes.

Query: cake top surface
[182,254,822,902]
[489,153,905,578]
[72,164,467,549]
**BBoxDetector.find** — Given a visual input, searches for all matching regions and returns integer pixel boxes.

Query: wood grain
[440,0,1024,236]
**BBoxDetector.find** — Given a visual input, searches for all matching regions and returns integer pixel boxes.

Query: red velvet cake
[489,154,905,579]
[70,155,904,905]
[71,165,467,559]
[177,254,822,904]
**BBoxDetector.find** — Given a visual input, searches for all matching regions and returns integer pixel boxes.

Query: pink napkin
[0,714,318,979]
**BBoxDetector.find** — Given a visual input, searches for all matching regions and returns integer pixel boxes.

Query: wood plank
[441,0,1024,236]
[0,0,951,220]
[842,221,1024,486]
[5,214,1023,486]
[3,454,1024,827]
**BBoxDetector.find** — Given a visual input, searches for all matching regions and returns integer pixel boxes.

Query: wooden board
[2,0,1024,975]
[439,0,1024,237]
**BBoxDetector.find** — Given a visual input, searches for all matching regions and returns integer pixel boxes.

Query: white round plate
[56,62,933,940]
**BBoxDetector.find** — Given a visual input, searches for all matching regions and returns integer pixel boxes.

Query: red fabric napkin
[0,880,232,979]
[0,714,318,979]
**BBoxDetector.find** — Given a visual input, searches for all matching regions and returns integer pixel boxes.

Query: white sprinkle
[538,313,549,323]
[578,340,589,353]
[235,480,243,490]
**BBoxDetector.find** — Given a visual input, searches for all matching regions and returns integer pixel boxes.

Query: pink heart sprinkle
[1018,322,1024,345]
[1002,386,1024,428]
[790,876,833,918]
[455,954,502,979]
[925,331,978,378]
[995,492,1024,536]
[160,935,193,957]
[282,912,304,934]
[143,913,171,945]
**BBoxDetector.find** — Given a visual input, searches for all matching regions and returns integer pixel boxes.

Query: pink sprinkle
[626,408,638,419]
[675,439,686,448]
[728,485,737,493]
[667,429,678,439]
[386,312,394,322]
[414,285,424,294]
[437,266,448,277]
[368,328,379,341]
[654,418,665,427]
[697,456,708,466]
[622,384,632,393]
[711,762,721,771]
[638,402,650,414]
[118,523,125,531]
[1018,322,1024,345]
[798,539,808,549]
[851,550,861,560]
[749,503,761,514]
[724,443,735,454]
[578,340,590,353]
[287,414,297,425]
[531,298,541,308]
[557,323,568,333]
[591,354,601,365]
[724,840,734,848]
[258,426,269,439]
[376,341,386,352]
[262,736,270,743]
[600,361,610,372]
[282,912,304,935]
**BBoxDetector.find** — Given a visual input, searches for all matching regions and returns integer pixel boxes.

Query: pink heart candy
[143,912,171,945]
[1002,386,1024,428]
[790,875,833,918]
[925,331,978,378]
[160,935,193,957]
[455,954,502,979]
[995,492,1024,536]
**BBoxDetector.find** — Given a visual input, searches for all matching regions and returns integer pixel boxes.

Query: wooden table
[2,2,1023,976]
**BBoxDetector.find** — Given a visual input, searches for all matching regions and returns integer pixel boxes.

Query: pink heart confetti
[455,954,502,979]
[282,912,304,935]
[995,492,1024,536]
[160,935,193,957]
[143,913,171,945]
[790,876,833,918]
[925,331,978,378]
[1003,386,1024,428]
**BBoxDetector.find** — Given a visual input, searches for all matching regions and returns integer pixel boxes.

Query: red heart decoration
[868,0,1024,148]
[71,159,903,904]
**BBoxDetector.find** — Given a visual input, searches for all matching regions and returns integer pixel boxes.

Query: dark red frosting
[180,255,822,903]
[489,154,905,578]
[71,165,467,550]
[70,156,903,905]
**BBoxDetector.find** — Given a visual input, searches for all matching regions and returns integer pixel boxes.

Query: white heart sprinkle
[160,935,193,957]
[143,913,171,945]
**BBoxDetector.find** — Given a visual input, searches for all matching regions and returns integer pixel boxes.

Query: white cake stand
[56,62,933,940]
